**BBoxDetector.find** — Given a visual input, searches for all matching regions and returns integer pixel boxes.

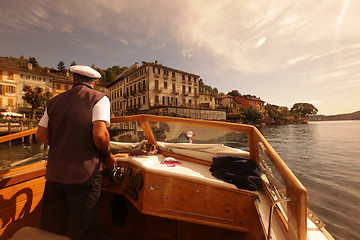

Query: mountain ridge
[309,110,360,121]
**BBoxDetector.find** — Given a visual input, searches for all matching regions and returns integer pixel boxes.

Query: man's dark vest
[46,83,106,184]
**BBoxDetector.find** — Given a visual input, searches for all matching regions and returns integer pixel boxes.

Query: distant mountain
[309,110,360,121]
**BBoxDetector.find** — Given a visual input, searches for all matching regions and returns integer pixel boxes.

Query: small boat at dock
[0,114,334,240]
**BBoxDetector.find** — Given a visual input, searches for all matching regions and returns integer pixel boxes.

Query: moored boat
[0,115,334,240]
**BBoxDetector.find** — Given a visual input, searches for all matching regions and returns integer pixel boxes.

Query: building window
[8,73,15,80]
[143,96,146,104]
[162,96,165,105]
[182,75,185,80]
[8,86,15,93]
[182,85,185,93]
[8,99,14,106]
[0,84,3,95]
[153,67,155,73]
[155,96,159,104]
[65,85,69,90]
[188,76,191,81]
[20,74,24,78]
[172,83,175,91]
[56,84,61,90]
[188,86,191,93]
[172,72,175,77]
[164,82,168,89]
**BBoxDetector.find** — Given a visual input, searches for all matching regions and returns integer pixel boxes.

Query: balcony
[139,86,148,93]
[172,90,180,95]
[154,87,163,93]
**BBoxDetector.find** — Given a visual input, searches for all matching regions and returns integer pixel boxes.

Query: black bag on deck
[210,156,261,191]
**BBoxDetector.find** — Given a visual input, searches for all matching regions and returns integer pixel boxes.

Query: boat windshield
[108,117,290,221]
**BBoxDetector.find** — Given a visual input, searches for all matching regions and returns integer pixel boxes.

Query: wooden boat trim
[0,128,37,144]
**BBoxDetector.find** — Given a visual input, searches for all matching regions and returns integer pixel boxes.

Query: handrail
[253,127,307,240]
[0,128,38,144]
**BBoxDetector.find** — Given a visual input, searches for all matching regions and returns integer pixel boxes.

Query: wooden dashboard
[101,154,264,235]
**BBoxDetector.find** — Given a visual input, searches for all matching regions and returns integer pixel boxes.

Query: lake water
[1,121,358,239]
[258,121,360,240]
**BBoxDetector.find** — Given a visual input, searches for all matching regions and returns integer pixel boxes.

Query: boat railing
[110,115,307,240]
[0,128,37,144]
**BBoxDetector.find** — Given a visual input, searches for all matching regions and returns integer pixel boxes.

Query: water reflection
[259,121,360,240]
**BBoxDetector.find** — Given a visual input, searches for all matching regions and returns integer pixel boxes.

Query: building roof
[217,95,234,99]
[234,95,264,103]
[106,61,201,88]
[0,56,72,83]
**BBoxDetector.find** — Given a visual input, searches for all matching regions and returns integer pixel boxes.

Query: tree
[29,57,40,68]
[242,107,263,124]
[70,61,77,67]
[290,103,318,119]
[22,85,52,119]
[227,90,241,97]
[57,61,66,73]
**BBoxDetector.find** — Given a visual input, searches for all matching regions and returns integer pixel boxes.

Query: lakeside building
[234,95,265,112]
[0,57,73,116]
[106,61,226,120]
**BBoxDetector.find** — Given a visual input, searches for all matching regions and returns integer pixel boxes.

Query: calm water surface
[259,121,360,240]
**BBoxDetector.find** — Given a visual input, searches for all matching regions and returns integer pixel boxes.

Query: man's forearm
[93,120,116,168]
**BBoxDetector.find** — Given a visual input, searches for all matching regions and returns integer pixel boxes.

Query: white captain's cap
[70,65,101,79]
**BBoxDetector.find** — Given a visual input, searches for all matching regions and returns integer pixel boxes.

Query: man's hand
[103,153,117,170]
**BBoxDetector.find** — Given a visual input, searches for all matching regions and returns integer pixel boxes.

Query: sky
[0,0,359,115]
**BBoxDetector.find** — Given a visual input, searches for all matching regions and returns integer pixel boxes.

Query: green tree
[22,85,52,119]
[29,57,40,68]
[242,107,262,124]
[70,61,77,67]
[105,69,116,82]
[57,61,66,73]
[227,90,241,97]
[290,103,318,119]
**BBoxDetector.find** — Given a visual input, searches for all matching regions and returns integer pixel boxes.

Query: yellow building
[0,58,20,112]
[52,72,73,96]
[107,61,201,116]
[0,57,72,115]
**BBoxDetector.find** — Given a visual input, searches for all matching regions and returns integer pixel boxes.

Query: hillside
[309,110,360,121]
